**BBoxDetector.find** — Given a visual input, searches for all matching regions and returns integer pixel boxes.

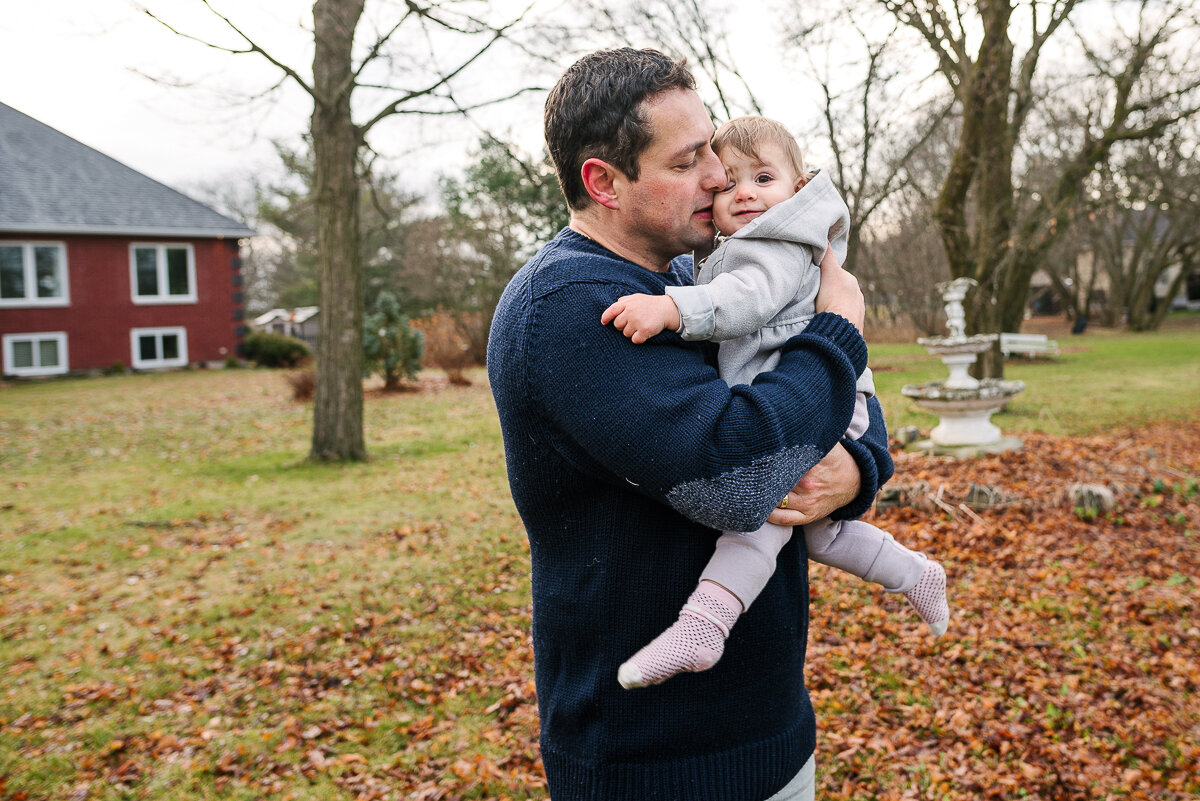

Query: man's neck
[569,215,673,273]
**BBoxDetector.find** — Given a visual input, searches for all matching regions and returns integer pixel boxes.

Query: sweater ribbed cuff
[831,436,881,521]
[798,312,868,376]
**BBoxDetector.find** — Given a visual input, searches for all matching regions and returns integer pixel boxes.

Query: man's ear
[580,158,622,210]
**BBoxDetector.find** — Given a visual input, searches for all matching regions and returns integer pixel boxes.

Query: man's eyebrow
[668,138,712,160]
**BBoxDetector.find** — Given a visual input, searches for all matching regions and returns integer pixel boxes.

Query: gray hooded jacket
[665,169,874,405]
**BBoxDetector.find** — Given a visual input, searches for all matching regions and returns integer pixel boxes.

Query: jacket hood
[729,169,849,246]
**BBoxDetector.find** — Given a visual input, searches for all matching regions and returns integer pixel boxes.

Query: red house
[0,102,253,377]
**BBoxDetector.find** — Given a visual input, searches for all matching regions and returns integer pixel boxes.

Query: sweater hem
[541,718,816,801]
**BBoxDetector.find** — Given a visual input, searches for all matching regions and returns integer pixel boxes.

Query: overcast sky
[2,0,818,205]
[5,1,343,194]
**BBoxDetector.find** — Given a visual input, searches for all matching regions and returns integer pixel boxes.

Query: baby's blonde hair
[711,116,807,177]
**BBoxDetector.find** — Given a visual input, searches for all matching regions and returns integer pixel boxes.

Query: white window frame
[2,332,69,377]
[0,242,69,307]
[129,243,197,304]
[130,327,188,369]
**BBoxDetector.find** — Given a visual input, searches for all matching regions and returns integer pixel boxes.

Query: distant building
[0,102,253,377]
[253,306,319,348]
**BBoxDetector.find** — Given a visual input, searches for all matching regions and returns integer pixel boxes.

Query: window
[0,243,69,306]
[3,332,68,377]
[130,244,196,303]
[130,327,188,369]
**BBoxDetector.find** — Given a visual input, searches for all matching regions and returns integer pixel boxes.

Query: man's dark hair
[545,48,696,211]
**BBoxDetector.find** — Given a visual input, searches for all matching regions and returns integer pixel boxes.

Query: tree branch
[357,0,531,136]
[878,0,966,89]
[140,1,318,100]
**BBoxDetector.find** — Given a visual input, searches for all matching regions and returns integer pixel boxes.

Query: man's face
[615,88,726,268]
[713,143,803,236]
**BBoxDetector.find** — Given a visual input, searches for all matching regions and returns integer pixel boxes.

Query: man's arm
[530,280,869,533]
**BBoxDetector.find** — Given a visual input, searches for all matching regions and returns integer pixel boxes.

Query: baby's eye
[754,173,774,185]
[719,180,735,193]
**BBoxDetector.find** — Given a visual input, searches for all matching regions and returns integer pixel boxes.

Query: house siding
[0,234,243,373]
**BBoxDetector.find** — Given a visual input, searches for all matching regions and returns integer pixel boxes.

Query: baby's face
[712,143,803,236]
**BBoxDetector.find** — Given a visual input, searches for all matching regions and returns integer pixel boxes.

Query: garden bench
[1000,332,1060,359]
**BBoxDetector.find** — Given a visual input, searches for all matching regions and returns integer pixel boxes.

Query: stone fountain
[901,278,1025,454]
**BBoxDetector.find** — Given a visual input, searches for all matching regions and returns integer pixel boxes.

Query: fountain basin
[915,334,997,355]
[902,379,1025,447]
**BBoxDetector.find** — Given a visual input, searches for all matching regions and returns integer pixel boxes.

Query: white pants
[764,754,815,801]
[701,516,926,610]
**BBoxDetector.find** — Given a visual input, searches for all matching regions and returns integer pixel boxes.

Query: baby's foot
[617,585,741,689]
[904,559,950,636]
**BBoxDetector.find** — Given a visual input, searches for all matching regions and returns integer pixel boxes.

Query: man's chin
[687,220,716,244]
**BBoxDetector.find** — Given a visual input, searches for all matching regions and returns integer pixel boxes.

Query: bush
[412,312,477,385]
[284,366,316,402]
[243,332,312,368]
[363,292,424,390]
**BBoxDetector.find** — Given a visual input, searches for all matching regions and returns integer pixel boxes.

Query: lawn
[1,324,1198,800]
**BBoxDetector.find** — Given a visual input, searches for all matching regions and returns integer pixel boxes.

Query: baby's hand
[600,293,681,344]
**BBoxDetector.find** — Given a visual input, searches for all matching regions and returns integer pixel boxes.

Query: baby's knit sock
[617,582,742,689]
[903,559,950,636]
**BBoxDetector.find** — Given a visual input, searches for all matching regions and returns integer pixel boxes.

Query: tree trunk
[1141,257,1193,331]
[942,0,1015,379]
[310,0,367,461]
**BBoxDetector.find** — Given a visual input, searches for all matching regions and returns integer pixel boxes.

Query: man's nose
[699,150,725,192]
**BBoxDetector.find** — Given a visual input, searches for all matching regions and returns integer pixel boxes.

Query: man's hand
[814,246,864,333]
[767,443,861,526]
[601,293,681,344]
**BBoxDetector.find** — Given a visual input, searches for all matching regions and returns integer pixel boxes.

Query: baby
[602,116,949,689]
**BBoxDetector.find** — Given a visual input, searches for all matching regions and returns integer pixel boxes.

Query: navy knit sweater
[487,229,893,801]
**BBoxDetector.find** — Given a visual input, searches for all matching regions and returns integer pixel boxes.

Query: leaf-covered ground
[809,422,1200,800]
[1,369,1197,800]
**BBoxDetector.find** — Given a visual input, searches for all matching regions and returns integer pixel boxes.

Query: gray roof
[0,102,253,238]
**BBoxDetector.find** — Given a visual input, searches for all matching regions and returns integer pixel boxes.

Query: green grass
[870,327,1200,435]
[0,324,1197,799]
[1,368,533,800]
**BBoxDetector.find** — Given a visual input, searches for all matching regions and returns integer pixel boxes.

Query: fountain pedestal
[901,279,1024,455]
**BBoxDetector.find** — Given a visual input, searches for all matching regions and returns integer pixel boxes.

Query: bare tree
[145,0,533,460]
[573,0,763,121]
[865,0,1200,375]
[1029,104,1200,329]
[785,17,955,322]
[1083,129,1200,330]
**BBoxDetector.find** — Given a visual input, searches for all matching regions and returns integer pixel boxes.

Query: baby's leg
[700,521,793,609]
[805,518,949,636]
[617,522,791,689]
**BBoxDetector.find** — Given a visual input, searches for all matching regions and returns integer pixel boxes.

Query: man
[487,48,892,801]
